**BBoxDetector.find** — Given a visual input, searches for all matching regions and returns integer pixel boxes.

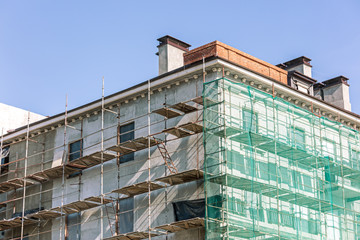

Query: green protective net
[203,78,360,240]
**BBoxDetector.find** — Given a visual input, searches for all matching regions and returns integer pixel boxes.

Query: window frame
[65,212,81,240]
[118,122,135,164]
[0,146,10,175]
[117,197,134,234]
[242,108,258,133]
[68,139,83,162]
[289,126,306,150]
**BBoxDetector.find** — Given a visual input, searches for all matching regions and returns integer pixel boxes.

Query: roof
[157,35,191,51]
[289,70,317,84]
[278,56,312,68]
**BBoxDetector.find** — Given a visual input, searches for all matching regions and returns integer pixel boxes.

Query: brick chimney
[156,35,191,75]
[314,76,351,111]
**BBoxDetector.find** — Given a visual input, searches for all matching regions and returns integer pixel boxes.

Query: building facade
[0,36,359,240]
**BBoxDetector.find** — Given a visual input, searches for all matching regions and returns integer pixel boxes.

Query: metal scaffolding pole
[20,112,30,239]
[60,95,68,240]
[147,79,151,239]
[101,77,105,239]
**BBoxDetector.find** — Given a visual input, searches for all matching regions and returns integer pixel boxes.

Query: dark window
[206,195,222,220]
[250,208,264,222]
[325,165,336,183]
[118,197,134,234]
[0,146,9,175]
[66,212,81,240]
[242,109,258,133]
[69,140,82,162]
[119,122,135,164]
[267,208,279,224]
[173,198,205,221]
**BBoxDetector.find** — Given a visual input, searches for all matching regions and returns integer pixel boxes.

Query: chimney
[156,35,191,75]
[278,56,312,78]
[314,76,351,111]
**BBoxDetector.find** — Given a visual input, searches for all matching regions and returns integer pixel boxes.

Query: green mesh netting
[203,78,360,240]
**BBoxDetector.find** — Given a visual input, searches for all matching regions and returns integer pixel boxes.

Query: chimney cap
[278,56,312,69]
[323,75,349,87]
[157,35,191,51]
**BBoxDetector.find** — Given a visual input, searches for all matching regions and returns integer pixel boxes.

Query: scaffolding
[0,77,205,239]
[203,78,360,239]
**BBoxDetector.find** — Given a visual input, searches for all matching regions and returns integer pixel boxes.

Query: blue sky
[1,0,359,116]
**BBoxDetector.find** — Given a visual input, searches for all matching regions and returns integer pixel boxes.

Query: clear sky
[1,0,359,117]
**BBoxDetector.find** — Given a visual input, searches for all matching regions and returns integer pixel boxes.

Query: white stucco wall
[0,103,46,134]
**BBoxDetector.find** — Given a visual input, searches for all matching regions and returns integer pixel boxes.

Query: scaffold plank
[67,152,116,168]
[108,137,157,154]
[156,169,204,186]
[52,200,101,214]
[85,196,113,205]
[170,102,198,114]
[155,217,204,233]
[231,132,272,146]
[112,181,164,196]
[212,125,242,138]
[103,231,159,240]
[153,107,182,119]
[0,217,37,230]
[179,122,203,134]
[163,127,192,138]
[0,178,36,192]
[27,209,63,220]
[191,96,204,105]
[28,165,80,181]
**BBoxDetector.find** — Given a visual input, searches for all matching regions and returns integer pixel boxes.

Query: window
[290,127,306,150]
[350,149,360,170]
[323,139,336,160]
[250,208,264,222]
[280,166,291,185]
[280,211,294,228]
[69,140,82,162]
[242,109,258,133]
[308,218,319,235]
[302,174,312,192]
[119,122,135,164]
[118,197,134,234]
[0,146,9,175]
[268,163,277,182]
[267,208,279,224]
[66,212,81,240]
[323,139,336,183]
[172,198,205,221]
[228,150,245,173]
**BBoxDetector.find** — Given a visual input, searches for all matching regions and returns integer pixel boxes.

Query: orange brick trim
[184,41,288,84]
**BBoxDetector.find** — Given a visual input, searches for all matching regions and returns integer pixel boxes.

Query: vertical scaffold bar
[147,78,151,239]
[0,128,3,172]
[60,95,68,240]
[20,112,30,239]
[101,77,105,239]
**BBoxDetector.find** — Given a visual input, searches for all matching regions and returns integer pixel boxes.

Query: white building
[0,36,358,240]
